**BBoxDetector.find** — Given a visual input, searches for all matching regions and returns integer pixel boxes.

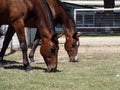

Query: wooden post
[104,0,114,33]
[104,0,114,8]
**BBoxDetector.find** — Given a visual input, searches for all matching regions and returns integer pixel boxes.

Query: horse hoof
[29,56,35,62]
[0,67,5,71]
[0,64,5,71]
[30,61,36,65]
[25,67,33,72]
[30,59,35,62]
[24,64,32,72]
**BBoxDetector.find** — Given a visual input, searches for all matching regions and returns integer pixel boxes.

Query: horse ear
[76,32,82,37]
[51,33,63,43]
[73,32,82,39]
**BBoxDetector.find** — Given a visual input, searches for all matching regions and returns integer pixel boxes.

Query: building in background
[61,0,120,32]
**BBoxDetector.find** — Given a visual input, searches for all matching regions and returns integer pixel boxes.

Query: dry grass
[1,37,120,90]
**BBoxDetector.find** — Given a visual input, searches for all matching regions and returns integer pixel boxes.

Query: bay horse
[0,0,61,72]
[29,0,81,63]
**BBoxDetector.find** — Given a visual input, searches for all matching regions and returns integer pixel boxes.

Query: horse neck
[62,14,75,36]
[33,0,54,39]
[47,0,75,36]
[57,0,76,36]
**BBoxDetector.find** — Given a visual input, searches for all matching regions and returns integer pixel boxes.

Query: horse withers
[0,0,61,72]
[29,0,82,63]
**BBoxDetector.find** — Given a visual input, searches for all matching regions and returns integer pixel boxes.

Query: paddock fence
[74,8,120,33]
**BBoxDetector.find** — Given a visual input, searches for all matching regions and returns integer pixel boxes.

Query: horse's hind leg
[29,29,40,62]
[12,19,32,71]
[0,25,15,69]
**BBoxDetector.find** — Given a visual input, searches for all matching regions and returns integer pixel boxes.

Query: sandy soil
[2,36,120,63]
[28,36,120,63]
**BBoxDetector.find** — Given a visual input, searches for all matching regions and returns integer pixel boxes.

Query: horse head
[64,32,81,62]
[40,33,62,72]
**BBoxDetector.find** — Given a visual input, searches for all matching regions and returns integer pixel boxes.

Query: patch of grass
[0,49,120,90]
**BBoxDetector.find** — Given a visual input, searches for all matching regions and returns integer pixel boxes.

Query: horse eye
[71,44,75,48]
[50,47,56,53]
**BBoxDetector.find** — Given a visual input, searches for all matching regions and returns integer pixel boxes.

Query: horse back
[0,0,7,13]
[0,0,33,25]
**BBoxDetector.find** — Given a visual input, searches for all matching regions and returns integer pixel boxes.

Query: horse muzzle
[69,55,78,62]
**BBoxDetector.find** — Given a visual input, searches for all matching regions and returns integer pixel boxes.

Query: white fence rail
[74,8,120,31]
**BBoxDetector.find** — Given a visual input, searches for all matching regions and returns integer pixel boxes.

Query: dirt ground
[26,36,120,63]
[2,36,120,63]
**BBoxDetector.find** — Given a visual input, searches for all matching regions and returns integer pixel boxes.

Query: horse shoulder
[7,0,28,21]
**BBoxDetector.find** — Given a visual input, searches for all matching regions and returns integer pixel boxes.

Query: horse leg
[12,19,32,71]
[0,25,15,69]
[29,29,40,62]
[0,28,3,37]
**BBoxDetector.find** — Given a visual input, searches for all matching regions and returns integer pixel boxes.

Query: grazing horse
[29,0,81,62]
[0,0,61,72]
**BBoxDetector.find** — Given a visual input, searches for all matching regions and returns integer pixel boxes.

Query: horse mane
[35,0,55,34]
[45,2,55,33]
[57,0,75,24]
[42,0,55,33]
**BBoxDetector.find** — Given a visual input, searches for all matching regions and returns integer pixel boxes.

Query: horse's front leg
[12,19,32,72]
[0,25,15,69]
[29,29,41,62]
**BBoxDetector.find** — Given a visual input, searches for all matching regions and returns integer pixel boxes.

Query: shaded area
[4,65,46,71]
[1,59,61,72]
[1,59,19,65]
